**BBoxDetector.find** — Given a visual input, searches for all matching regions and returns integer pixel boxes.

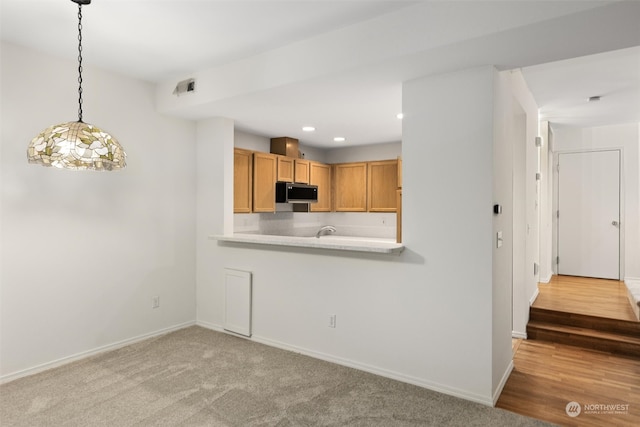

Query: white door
[557,150,620,279]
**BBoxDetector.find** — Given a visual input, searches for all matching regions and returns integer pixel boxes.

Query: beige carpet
[0,326,552,426]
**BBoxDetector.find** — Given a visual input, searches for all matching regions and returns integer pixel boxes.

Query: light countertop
[210,233,404,255]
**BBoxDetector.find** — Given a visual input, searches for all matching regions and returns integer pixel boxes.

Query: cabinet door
[276,155,294,182]
[253,152,276,212]
[294,159,310,184]
[309,161,331,212]
[234,148,253,213]
[368,160,398,212]
[334,162,367,212]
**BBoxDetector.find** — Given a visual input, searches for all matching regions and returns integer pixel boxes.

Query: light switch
[496,231,503,248]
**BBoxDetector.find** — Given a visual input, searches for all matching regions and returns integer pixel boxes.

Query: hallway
[497,276,640,426]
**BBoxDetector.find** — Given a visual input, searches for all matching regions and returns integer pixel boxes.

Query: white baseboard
[196,320,225,333]
[195,321,495,407]
[0,321,196,385]
[529,288,540,306]
[493,360,514,406]
[252,335,495,406]
[539,273,553,284]
[4,319,508,407]
[624,278,640,321]
[512,331,527,339]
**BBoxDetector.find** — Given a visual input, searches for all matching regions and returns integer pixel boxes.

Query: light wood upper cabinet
[368,159,398,212]
[234,148,253,213]
[294,159,310,184]
[309,161,331,212]
[235,145,400,215]
[276,156,309,183]
[333,162,367,212]
[253,152,277,212]
[276,155,294,182]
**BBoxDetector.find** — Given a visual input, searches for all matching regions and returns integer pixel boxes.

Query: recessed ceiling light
[333,137,346,142]
[396,113,404,119]
[302,126,316,132]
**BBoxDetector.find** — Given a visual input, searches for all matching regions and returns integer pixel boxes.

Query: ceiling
[522,46,640,128]
[2,0,639,148]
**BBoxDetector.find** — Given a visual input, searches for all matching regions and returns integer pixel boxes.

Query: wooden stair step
[527,320,640,358]
[529,307,640,337]
[528,321,640,344]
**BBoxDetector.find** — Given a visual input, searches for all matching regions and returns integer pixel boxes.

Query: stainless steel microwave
[275,182,318,203]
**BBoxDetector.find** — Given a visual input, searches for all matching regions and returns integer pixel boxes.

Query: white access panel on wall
[224,269,252,337]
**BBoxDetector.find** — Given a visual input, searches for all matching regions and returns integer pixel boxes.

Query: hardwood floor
[497,276,640,426]
[498,339,640,427]
[534,275,636,321]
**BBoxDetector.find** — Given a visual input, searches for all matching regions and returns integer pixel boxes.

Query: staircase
[527,307,640,358]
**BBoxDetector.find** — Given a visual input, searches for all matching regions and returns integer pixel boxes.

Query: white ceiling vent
[173,78,195,96]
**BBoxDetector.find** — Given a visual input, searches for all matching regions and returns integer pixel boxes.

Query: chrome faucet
[316,225,337,238]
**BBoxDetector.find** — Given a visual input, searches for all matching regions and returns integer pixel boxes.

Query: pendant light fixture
[27,0,126,171]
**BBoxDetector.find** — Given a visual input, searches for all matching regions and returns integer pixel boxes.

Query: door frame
[512,109,528,338]
[552,148,624,279]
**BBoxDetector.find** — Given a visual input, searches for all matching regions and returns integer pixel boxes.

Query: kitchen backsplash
[234,212,396,239]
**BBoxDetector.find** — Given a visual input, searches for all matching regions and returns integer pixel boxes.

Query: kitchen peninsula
[211,233,404,255]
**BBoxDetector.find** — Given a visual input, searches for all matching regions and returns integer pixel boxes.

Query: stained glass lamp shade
[28,121,125,170]
[27,0,126,171]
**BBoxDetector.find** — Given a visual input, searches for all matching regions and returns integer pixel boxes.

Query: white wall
[492,72,515,389]
[404,66,506,402]
[551,123,640,281]
[0,42,529,406]
[0,43,529,407]
[538,122,554,283]
[484,67,541,396]
[0,43,197,380]
[197,65,512,406]
[325,141,401,164]
[234,130,401,164]
[234,130,270,153]
[234,130,328,163]
[494,70,541,338]
[196,118,234,326]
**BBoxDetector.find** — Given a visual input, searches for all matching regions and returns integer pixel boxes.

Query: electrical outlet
[328,314,336,328]
[152,296,160,309]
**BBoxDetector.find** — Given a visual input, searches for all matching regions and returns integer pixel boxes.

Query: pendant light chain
[27,0,126,171]
[77,2,84,122]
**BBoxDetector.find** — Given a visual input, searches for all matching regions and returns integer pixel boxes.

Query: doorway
[556,150,621,280]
